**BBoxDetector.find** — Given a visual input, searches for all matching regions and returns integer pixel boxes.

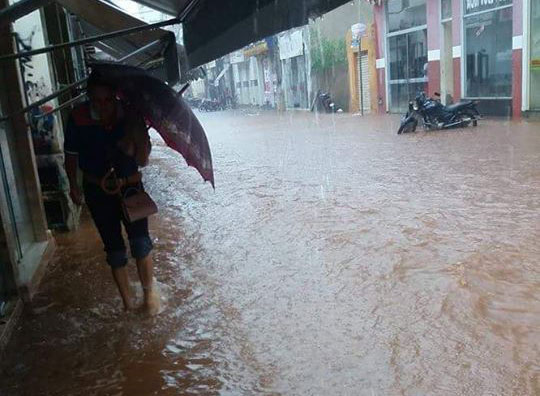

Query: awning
[213,63,229,87]
[56,0,180,84]
[128,0,352,68]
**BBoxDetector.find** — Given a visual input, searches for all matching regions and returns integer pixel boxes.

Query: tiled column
[512,0,523,119]
[451,0,462,100]
[427,0,441,97]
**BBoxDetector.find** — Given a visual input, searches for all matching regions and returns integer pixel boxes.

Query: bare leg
[111,266,134,311]
[136,254,160,315]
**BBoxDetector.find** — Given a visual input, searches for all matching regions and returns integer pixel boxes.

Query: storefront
[279,28,310,109]
[372,0,524,117]
[462,0,513,103]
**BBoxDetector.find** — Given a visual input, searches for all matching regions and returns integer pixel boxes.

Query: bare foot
[123,299,135,312]
[143,288,161,316]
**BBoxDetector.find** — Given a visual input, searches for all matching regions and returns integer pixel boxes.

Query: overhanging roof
[57,0,167,62]
[1,0,354,74]
[128,0,352,68]
[56,0,180,83]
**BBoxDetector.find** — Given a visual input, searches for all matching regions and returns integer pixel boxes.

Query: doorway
[388,29,428,113]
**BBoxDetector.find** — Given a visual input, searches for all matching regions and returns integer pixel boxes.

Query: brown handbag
[121,187,158,223]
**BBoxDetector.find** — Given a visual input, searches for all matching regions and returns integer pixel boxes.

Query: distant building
[309,0,375,113]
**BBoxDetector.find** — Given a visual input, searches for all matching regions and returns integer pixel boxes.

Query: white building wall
[248,56,263,105]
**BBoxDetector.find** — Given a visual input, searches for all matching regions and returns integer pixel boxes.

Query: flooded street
[2,111,540,395]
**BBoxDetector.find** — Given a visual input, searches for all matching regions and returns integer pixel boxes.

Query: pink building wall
[451,0,462,101]
[426,0,441,98]
[512,0,523,118]
[373,5,386,114]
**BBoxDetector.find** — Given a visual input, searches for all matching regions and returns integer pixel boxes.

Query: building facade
[0,2,56,328]
[371,0,533,118]
[310,0,374,113]
[347,22,379,114]
[278,27,312,109]
[232,44,268,107]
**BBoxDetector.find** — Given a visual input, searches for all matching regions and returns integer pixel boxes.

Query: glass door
[388,29,428,113]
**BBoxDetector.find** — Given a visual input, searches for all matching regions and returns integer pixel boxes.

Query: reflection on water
[1,112,540,395]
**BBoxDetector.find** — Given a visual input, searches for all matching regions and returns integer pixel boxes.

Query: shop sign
[263,59,273,94]
[230,51,245,64]
[464,0,512,15]
[279,30,304,60]
[351,23,367,49]
[244,42,269,58]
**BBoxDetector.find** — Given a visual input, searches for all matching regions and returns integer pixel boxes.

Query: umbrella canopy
[91,62,214,188]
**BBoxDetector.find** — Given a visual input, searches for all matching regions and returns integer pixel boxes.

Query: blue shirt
[64,102,138,178]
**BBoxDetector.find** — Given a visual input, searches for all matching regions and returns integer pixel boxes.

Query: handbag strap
[122,185,142,199]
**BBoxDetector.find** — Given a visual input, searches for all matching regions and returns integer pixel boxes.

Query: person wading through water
[64,70,160,315]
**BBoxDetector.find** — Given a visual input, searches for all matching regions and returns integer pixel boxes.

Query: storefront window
[387,0,427,33]
[464,7,512,97]
[387,0,427,112]
[530,0,540,109]
[441,0,452,20]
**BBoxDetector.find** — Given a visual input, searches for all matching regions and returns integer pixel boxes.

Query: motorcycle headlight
[413,102,419,111]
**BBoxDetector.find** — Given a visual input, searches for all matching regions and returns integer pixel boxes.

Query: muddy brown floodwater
[1,111,540,395]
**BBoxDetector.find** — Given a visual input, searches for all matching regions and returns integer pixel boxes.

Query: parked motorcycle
[311,90,341,113]
[398,92,481,134]
[199,98,225,112]
[185,97,203,109]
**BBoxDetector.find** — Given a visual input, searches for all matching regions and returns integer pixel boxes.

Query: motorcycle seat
[445,100,474,112]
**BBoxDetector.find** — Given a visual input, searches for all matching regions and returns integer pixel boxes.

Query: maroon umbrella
[90,63,214,188]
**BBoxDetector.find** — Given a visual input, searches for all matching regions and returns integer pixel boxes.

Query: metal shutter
[357,52,371,114]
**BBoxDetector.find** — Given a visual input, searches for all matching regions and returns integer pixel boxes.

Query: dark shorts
[84,182,153,269]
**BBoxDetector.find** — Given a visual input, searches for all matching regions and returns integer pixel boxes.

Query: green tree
[310,29,347,73]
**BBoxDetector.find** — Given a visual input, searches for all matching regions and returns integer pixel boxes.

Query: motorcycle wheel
[397,118,417,134]
[463,110,478,127]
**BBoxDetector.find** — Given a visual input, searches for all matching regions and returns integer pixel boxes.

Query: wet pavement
[1,111,540,395]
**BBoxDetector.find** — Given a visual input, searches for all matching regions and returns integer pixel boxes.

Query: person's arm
[65,153,82,205]
[64,115,83,205]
